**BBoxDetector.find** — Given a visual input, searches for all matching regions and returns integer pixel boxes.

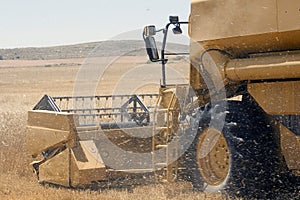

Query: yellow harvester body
[190,0,300,173]
[26,0,300,194]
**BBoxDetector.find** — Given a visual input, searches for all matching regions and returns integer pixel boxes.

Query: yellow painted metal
[152,85,191,182]
[190,0,300,56]
[27,111,108,187]
[152,87,179,182]
[27,110,78,131]
[190,0,278,41]
[189,50,230,106]
[280,124,300,172]
[70,140,107,186]
[189,0,300,176]
[248,81,300,115]
[27,109,155,187]
[39,140,107,187]
[26,126,70,158]
[190,50,300,101]
[277,0,300,32]
[26,111,78,158]
[189,0,300,98]
[226,53,300,81]
[39,148,71,187]
[196,128,230,186]
[79,127,153,153]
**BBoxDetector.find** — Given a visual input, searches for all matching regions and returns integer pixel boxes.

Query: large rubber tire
[186,95,287,199]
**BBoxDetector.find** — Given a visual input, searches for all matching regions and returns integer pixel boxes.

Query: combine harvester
[27,0,299,198]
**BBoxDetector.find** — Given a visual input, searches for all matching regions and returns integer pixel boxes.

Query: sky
[0,0,190,49]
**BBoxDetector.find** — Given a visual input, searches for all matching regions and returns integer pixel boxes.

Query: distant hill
[0,40,189,60]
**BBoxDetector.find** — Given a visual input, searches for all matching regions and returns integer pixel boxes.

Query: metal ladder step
[155,144,168,148]
[108,168,154,173]
[155,126,168,129]
[155,108,168,112]
[76,125,99,132]
[155,163,168,167]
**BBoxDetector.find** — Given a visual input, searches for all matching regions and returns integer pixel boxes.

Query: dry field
[0,57,228,199]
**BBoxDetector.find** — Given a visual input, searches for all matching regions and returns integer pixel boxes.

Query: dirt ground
[0,57,228,199]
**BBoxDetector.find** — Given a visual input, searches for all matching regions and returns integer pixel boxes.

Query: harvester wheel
[187,95,286,199]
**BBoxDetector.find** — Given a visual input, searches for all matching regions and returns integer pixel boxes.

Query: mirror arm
[155,28,165,33]
[161,23,171,54]
[178,21,189,25]
[143,20,189,87]
[160,23,172,87]
[160,21,189,86]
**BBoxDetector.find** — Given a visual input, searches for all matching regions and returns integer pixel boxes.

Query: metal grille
[52,94,158,125]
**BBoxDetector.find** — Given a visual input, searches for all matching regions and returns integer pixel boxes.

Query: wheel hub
[196,128,230,186]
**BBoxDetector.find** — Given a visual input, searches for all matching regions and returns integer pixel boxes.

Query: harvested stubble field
[0,57,226,200]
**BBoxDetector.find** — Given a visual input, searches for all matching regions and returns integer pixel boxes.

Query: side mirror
[144,36,159,62]
[143,25,156,36]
